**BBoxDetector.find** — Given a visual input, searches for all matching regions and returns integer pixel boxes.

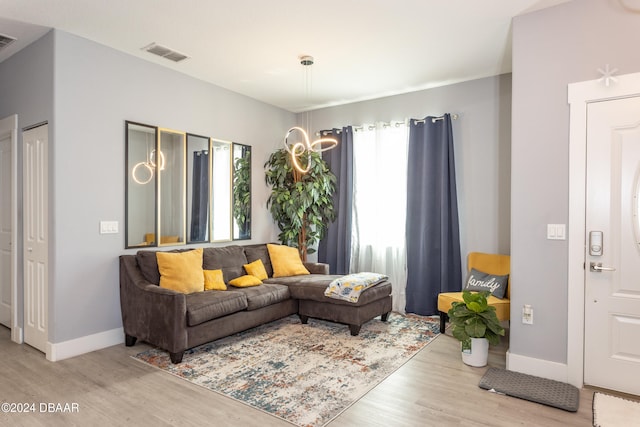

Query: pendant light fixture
[283,55,338,174]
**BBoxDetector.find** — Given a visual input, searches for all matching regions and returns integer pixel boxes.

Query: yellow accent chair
[437,252,510,333]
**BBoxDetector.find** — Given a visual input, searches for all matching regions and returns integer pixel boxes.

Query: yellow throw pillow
[244,259,268,280]
[229,275,262,287]
[267,244,310,278]
[203,269,227,291]
[156,248,204,293]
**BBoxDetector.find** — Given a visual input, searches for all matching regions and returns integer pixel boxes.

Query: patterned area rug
[133,313,440,427]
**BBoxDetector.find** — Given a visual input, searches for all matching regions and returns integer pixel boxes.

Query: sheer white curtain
[350,122,409,313]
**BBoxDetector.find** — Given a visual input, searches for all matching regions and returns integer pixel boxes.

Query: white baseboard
[46,327,124,362]
[506,350,568,383]
[11,326,23,344]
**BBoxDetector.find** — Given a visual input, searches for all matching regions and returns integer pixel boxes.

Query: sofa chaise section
[266,274,392,335]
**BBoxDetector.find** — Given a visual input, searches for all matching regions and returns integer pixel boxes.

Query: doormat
[132,313,440,427]
[593,392,640,427]
[479,367,580,412]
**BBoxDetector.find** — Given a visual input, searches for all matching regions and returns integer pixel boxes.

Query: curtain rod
[318,113,458,136]
[413,113,459,124]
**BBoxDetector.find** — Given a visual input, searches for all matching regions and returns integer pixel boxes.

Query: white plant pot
[461,337,489,367]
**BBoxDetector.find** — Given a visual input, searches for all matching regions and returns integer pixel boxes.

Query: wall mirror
[212,139,232,241]
[126,121,250,247]
[233,143,251,240]
[186,134,210,243]
[126,122,157,248]
[158,128,186,246]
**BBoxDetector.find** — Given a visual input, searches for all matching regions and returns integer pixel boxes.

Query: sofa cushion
[156,249,204,294]
[267,244,310,277]
[203,245,248,283]
[265,275,392,307]
[231,284,291,311]
[244,244,274,277]
[136,248,191,285]
[185,291,248,326]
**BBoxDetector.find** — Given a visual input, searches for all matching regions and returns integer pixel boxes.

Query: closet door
[23,123,48,353]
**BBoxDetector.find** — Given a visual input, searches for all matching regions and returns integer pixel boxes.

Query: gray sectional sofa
[119,243,392,363]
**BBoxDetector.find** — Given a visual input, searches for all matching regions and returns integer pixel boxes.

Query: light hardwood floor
[0,323,596,426]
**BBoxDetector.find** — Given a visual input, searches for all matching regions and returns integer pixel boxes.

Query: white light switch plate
[547,224,566,240]
[100,221,119,234]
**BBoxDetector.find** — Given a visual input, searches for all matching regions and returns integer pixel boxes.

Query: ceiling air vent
[0,33,17,52]
[141,43,189,63]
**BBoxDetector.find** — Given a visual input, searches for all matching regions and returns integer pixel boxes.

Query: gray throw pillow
[464,268,509,299]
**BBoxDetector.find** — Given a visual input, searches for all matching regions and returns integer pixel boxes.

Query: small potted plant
[448,290,505,367]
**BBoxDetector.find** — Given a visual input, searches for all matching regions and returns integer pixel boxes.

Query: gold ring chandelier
[283,55,338,174]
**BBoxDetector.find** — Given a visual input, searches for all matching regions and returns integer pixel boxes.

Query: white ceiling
[0,0,570,112]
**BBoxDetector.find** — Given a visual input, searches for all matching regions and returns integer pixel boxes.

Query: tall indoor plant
[265,148,336,261]
[448,290,505,367]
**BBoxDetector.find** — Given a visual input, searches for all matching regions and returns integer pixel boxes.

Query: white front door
[0,116,14,328]
[584,95,640,395]
[23,123,48,353]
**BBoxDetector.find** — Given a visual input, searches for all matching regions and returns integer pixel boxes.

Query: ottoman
[265,274,393,335]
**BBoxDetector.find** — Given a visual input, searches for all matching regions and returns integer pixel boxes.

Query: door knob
[590,262,616,272]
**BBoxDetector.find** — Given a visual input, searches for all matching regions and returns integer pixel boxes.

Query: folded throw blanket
[324,272,388,303]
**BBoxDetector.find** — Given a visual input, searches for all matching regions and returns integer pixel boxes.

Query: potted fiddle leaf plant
[264,148,336,261]
[448,290,505,367]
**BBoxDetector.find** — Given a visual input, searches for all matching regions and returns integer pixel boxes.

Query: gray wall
[51,30,296,342]
[0,30,55,334]
[307,74,513,269]
[510,0,640,364]
[1,29,295,344]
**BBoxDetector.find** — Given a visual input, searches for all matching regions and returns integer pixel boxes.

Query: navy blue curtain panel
[405,114,462,315]
[318,126,353,274]
[190,150,209,241]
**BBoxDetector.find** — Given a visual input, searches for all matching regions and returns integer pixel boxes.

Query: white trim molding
[46,327,124,362]
[11,326,23,344]
[0,114,19,343]
[506,350,568,382]
[567,71,640,389]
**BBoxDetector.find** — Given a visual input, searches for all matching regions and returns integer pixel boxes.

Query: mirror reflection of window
[126,122,157,248]
[212,139,232,241]
[158,129,186,246]
[187,134,210,243]
[233,143,251,240]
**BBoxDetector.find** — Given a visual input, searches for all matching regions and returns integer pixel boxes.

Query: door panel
[584,96,640,395]
[23,124,48,353]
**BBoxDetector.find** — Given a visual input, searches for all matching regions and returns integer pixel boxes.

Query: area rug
[479,367,580,412]
[133,313,439,427]
[593,392,640,427]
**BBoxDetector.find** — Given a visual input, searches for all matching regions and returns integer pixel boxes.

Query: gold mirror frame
[212,139,233,241]
[157,128,186,246]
